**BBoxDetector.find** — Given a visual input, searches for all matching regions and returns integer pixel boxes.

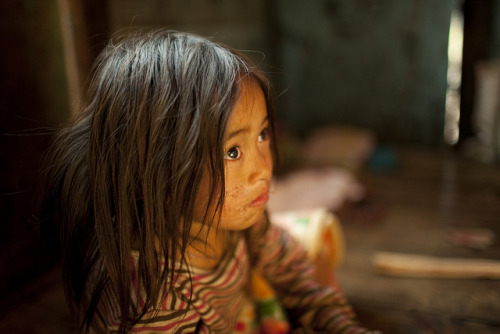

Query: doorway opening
[444,5,464,145]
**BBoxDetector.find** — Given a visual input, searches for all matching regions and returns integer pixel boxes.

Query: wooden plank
[372,252,500,279]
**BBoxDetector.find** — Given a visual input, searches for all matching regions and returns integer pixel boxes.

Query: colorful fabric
[251,270,290,334]
[94,217,377,333]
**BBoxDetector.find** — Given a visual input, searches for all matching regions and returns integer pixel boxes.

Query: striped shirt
[95,218,377,333]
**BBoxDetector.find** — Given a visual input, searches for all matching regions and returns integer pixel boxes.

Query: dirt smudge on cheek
[225,184,246,212]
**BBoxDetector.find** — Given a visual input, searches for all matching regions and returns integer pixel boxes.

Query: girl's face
[193,79,273,231]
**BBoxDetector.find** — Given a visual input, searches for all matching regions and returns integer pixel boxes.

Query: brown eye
[224,146,241,160]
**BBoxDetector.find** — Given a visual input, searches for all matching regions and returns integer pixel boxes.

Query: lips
[250,190,269,207]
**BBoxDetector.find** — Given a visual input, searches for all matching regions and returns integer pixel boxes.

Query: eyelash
[224,128,270,161]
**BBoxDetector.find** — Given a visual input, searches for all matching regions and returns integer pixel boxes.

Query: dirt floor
[1,145,499,333]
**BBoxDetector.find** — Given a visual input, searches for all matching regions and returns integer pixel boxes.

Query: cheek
[219,185,248,224]
[224,184,245,209]
[193,173,223,220]
[223,168,243,198]
[266,150,274,170]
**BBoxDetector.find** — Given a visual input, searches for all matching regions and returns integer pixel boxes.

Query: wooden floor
[337,145,500,333]
[1,145,499,333]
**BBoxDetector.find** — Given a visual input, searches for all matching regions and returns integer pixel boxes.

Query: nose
[248,145,272,184]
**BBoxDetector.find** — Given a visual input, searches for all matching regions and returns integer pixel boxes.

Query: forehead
[225,80,267,137]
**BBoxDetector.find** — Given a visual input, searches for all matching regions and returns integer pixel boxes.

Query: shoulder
[162,233,251,308]
[246,212,305,267]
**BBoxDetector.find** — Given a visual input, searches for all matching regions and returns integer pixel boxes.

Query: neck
[185,222,229,270]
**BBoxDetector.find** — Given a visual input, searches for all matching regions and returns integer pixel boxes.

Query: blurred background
[1,0,500,333]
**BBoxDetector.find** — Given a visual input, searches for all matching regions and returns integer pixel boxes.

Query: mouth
[250,189,269,207]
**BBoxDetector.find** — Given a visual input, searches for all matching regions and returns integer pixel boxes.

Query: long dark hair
[39,30,277,333]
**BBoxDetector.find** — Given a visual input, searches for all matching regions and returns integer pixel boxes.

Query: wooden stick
[372,252,500,279]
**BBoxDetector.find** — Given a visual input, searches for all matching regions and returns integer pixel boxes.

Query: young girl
[39,30,378,333]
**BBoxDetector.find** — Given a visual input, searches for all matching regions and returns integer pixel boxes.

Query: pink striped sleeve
[248,215,379,333]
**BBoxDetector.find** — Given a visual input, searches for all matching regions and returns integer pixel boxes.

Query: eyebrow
[225,116,269,141]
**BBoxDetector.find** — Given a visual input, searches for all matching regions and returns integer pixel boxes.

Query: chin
[221,208,266,231]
